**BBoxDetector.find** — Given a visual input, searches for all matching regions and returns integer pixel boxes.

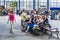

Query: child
[7,11,16,33]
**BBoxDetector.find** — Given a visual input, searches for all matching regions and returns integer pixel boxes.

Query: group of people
[0,6,8,16]
[21,9,51,35]
[0,8,58,39]
[6,8,50,35]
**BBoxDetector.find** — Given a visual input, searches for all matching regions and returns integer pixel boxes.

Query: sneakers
[10,27,14,33]
[10,30,13,33]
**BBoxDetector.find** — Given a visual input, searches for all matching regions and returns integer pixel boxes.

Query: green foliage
[54,10,58,15]
[10,2,17,7]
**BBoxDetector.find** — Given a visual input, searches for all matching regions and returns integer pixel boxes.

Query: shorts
[21,20,25,26]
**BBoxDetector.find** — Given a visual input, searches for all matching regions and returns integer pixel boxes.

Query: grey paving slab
[0,15,60,40]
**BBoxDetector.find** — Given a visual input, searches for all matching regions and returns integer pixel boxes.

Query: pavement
[0,15,60,40]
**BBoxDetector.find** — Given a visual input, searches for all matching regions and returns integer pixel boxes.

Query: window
[49,0,60,8]
[35,0,47,9]
[0,0,4,1]
[40,3,44,6]
[57,3,60,7]
[50,0,56,2]
[35,0,38,2]
[50,3,53,7]
[57,0,60,2]
[53,3,56,7]
[20,0,33,10]
[35,2,38,9]
[0,1,4,5]
[40,0,44,2]
[44,3,47,6]
[5,0,11,1]
[6,1,10,9]
[17,2,19,10]
[44,0,47,2]
[24,2,26,9]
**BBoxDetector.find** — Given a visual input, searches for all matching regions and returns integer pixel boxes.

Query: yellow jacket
[21,12,27,21]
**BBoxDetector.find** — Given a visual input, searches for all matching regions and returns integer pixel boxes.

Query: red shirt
[9,13,15,21]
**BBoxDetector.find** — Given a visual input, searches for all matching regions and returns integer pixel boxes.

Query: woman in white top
[36,15,44,24]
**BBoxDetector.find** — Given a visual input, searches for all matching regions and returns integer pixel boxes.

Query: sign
[10,2,17,7]
[10,2,17,11]
[50,7,60,10]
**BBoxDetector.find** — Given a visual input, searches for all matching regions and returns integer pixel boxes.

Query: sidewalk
[0,15,60,40]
